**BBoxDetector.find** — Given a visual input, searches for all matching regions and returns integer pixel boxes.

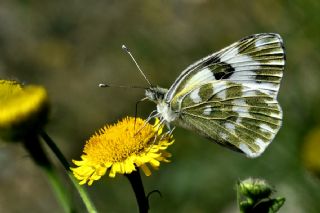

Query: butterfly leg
[134,110,160,135]
[159,126,175,141]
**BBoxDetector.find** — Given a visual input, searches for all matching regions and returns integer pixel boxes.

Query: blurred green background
[1,0,320,212]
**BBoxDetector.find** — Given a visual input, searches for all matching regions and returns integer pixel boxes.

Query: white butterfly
[106,33,285,158]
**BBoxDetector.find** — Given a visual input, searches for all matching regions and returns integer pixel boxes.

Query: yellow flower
[71,117,174,185]
[302,127,320,175]
[0,80,49,141]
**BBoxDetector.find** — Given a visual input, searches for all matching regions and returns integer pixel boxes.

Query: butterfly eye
[155,92,163,100]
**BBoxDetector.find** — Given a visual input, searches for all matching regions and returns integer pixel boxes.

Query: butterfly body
[145,33,285,158]
[145,87,178,123]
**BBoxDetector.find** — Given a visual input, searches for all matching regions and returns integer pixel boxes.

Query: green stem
[39,130,69,171]
[125,169,149,213]
[23,134,73,212]
[39,130,98,213]
[236,181,241,210]
[67,172,97,211]
[44,167,73,213]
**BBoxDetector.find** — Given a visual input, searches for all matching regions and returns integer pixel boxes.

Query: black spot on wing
[198,55,236,80]
[214,61,235,79]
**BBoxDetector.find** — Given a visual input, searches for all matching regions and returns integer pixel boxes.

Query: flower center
[84,117,156,163]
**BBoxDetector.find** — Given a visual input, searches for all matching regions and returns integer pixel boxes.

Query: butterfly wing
[165,33,284,103]
[167,33,285,157]
[174,81,282,157]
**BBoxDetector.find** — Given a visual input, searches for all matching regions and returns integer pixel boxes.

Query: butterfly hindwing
[172,81,282,157]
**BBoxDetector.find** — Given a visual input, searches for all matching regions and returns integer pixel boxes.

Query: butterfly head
[145,87,168,103]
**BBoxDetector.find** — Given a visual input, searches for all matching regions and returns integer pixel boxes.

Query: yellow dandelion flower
[71,117,174,186]
[0,80,49,141]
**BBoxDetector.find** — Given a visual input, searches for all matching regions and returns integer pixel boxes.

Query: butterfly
[109,33,285,158]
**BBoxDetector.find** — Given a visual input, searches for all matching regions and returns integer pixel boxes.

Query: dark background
[1,0,320,212]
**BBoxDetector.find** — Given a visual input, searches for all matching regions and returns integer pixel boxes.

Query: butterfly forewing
[167,33,285,157]
[165,33,284,102]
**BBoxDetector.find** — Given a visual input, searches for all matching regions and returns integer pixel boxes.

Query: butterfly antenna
[122,44,152,87]
[98,83,147,89]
